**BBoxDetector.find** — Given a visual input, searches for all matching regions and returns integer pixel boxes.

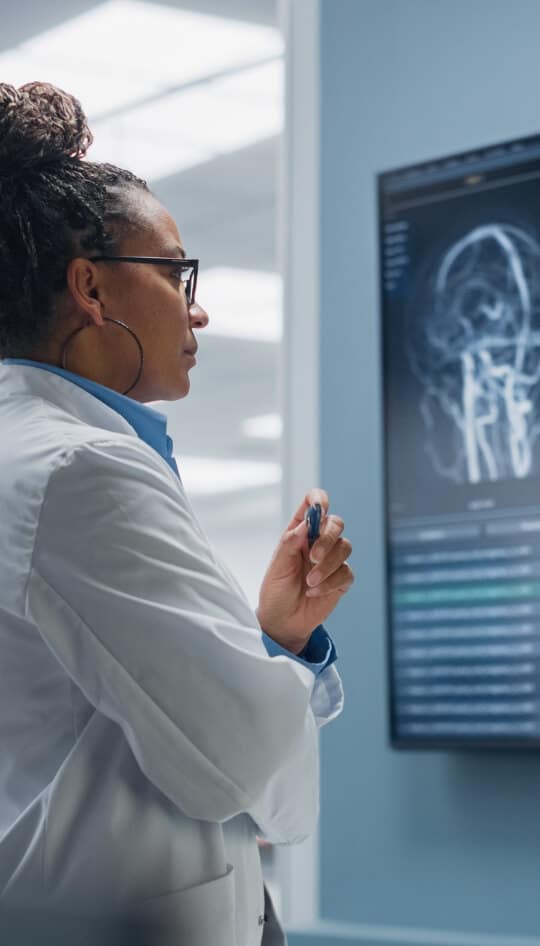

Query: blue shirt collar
[1,359,180,477]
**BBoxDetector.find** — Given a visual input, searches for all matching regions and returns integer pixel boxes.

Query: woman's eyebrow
[163,245,186,260]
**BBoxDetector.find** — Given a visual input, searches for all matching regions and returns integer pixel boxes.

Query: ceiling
[0,0,277,50]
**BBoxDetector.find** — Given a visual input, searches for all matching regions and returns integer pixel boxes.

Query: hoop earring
[60,317,144,396]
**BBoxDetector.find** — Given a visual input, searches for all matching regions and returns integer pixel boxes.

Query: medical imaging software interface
[380,134,540,746]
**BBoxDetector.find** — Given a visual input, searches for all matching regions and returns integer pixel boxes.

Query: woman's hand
[256,488,354,654]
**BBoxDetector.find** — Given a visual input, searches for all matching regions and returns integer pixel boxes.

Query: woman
[0,82,353,946]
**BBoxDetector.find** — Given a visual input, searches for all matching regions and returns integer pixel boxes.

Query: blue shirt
[3,358,337,676]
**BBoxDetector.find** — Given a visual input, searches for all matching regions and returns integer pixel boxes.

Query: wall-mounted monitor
[379,133,540,748]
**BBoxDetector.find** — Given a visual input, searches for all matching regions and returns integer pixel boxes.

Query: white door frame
[275,0,321,927]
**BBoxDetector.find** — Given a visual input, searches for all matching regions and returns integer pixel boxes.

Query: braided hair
[0,81,150,358]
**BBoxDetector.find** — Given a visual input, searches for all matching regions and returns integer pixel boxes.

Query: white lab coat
[0,364,344,946]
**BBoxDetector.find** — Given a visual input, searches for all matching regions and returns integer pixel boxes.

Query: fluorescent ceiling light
[88,114,211,181]
[0,0,283,117]
[242,414,282,440]
[0,54,150,117]
[197,268,282,342]
[88,61,283,180]
[176,456,281,496]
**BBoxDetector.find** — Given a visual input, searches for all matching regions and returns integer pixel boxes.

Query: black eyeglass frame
[88,256,199,305]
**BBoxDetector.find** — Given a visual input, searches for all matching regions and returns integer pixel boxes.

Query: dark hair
[0,81,151,358]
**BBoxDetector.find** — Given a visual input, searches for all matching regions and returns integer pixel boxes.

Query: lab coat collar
[0,361,173,465]
[1,360,181,479]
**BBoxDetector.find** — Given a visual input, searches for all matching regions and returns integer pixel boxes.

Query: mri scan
[407,223,540,486]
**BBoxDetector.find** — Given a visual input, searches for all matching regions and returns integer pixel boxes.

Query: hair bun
[0,81,93,180]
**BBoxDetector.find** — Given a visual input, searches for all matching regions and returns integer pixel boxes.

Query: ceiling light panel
[88,61,283,180]
[0,52,151,116]
[196,268,282,342]
[241,414,283,440]
[176,457,281,496]
[88,113,211,180]
[0,0,283,118]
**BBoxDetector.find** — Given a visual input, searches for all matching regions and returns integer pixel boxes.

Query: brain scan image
[406,224,540,485]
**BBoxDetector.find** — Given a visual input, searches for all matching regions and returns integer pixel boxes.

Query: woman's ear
[65,258,104,326]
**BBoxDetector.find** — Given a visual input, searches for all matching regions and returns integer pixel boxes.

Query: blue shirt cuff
[262,625,338,676]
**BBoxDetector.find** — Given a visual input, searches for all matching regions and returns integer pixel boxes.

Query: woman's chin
[173,373,190,399]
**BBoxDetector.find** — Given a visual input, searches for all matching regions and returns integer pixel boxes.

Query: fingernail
[306,588,320,597]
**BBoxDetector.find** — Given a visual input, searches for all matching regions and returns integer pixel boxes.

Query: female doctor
[0,82,354,946]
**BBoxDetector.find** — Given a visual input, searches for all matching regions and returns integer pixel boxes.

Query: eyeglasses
[89,256,199,305]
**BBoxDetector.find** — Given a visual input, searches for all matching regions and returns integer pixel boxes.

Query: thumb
[262,519,309,584]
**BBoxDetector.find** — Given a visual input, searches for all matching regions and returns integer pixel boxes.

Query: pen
[305,502,322,548]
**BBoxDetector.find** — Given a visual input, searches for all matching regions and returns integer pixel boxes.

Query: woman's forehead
[123,190,184,255]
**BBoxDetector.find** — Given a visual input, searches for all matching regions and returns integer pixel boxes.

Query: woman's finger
[306,536,353,587]
[305,563,355,597]
[284,488,329,532]
[309,515,345,563]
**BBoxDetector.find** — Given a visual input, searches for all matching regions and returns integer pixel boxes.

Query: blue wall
[314,0,540,942]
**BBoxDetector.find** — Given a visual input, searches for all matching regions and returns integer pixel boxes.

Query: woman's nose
[189,302,209,329]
